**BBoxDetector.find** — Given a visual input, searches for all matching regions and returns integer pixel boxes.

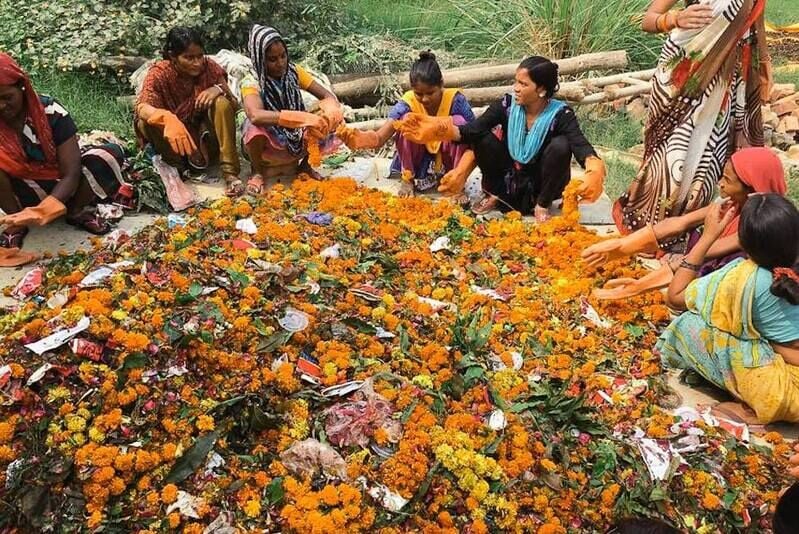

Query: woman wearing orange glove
[136,27,243,197]
[0,53,128,267]
[240,25,344,194]
[395,56,605,221]
[337,52,476,201]
[583,147,786,300]
[615,0,771,249]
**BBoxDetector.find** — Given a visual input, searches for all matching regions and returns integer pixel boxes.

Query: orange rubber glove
[592,264,674,300]
[0,247,39,268]
[394,113,459,144]
[146,109,196,157]
[318,98,344,132]
[336,125,381,150]
[1,196,66,227]
[278,110,328,133]
[581,224,659,268]
[577,156,606,203]
[438,150,476,196]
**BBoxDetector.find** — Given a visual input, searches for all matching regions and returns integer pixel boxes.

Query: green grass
[766,0,796,27]
[31,70,132,139]
[577,110,643,152]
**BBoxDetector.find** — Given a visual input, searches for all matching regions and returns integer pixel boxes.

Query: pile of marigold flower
[0,177,793,532]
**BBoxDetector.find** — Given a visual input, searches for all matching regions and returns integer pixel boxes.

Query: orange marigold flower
[196,415,215,432]
[161,483,179,504]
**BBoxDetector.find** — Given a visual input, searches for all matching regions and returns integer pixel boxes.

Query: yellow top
[400,88,460,155]
[240,65,315,99]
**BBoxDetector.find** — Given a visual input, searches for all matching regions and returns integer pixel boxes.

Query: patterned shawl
[248,24,305,156]
[0,53,60,180]
[137,58,227,124]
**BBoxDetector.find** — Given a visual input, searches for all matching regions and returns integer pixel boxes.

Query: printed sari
[614,0,766,250]
[657,259,799,423]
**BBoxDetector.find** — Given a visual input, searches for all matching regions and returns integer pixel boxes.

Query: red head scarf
[0,53,60,180]
[722,147,786,237]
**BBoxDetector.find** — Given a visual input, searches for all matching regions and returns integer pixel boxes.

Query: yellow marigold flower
[539,459,557,472]
[161,483,179,504]
[88,427,106,443]
[196,415,215,432]
[243,499,261,518]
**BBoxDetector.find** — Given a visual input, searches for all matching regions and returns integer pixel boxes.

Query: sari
[614,0,766,249]
[657,259,799,423]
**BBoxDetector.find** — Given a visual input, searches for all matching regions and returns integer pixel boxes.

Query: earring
[539,93,546,98]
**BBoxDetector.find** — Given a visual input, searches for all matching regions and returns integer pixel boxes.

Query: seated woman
[337,51,476,201]
[241,25,344,194]
[582,147,786,300]
[657,194,799,425]
[394,56,606,220]
[136,26,243,197]
[0,53,126,267]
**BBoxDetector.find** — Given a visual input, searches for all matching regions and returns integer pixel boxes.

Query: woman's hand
[676,4,715,29]
[701,200,737,241]
[195,86,223,111]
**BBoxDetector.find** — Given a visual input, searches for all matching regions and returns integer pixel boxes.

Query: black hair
[607,518,682,534]
[738,194,799,304]
[518,56,560,98]
[162,26,204,60]
[774,483,799,534]
[409,50,443,87]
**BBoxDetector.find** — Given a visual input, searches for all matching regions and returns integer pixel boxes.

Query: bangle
[678,259,702,272]
[214,84,224,94]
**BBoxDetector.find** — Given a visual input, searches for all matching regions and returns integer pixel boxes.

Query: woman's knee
[212,95,235,117]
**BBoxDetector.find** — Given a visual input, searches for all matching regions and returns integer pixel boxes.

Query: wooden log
[462,83,587,105]
[580,68,655,89]
[580,83,652,105]
[333,51,629,102]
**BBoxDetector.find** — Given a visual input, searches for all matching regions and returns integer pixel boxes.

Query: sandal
[471,193,498,214]
[246,174,265,196]
[0,226,29,249]
[225,177,245,198]
[66,209,112,235]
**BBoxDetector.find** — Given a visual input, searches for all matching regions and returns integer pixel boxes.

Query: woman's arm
[654,206,708,240]
[374,120,396,146]
[306,80,337,103]
[642,0,714,33]
[243,93,280,127]
[556,108,597,166]
[49,135,83,203]
[456,99,506,144]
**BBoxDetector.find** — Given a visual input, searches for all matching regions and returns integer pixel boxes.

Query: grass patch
[31,70,132,139]
[603,157,638,201]
[577,110,643,152]
[766,0,796,27]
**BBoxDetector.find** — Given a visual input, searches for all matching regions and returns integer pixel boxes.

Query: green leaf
[164,432,218,484]
[343,317,377,335]
[188,281,203,298]
[256,331,292,354]
[121,352,148,370]
[649,485,667,502]
[266,477,285,505]
[463,365,485,384]
[624,324,645,339]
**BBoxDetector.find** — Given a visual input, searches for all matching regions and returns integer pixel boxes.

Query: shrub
[0,0,348,72]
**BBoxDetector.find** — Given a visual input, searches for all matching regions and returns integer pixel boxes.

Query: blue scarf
[507,98,566,164]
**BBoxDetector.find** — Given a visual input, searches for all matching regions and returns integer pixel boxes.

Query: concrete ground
[1,156,795,441]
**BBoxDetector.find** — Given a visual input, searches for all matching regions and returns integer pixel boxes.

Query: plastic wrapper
[324,381,401,448]
[153,155,199,211]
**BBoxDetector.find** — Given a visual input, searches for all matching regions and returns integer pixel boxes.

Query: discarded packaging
[24,316,91,356]
[235,218,258,235]
[279,438,348,479]
[12,267,44,300]
[278,308,310,332]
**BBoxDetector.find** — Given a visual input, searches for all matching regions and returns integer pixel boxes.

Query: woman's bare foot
[398,182,414,198]
[472,193,498,214]
[246,174,265,196]
[224,174,244,197]
[298,159,324,181]
[712,401,764,428]
[534,205,550,223]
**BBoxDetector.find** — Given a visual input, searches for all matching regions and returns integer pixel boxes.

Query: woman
[0,53,127,267]
[395,56,606,220]
[582,147,786,299]
[136,26,243,197]
[657,194,799,425]
[241,25,344,194]
[337,51,476,201]
[614,0,771,247]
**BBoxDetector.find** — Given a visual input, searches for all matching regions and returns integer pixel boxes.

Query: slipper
[246,174,265,196]
[225,178,245,198]
[0,227,29,249]
[472,194,498,214]
[66,210,112,235]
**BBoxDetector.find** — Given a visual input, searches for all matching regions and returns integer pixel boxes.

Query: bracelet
[678,259,702,272]
[214,84,225,94]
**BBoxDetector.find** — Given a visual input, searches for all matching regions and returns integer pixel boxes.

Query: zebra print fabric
[615,0,764,251]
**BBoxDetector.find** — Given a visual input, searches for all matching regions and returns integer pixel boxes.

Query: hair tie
[774,267,799,284]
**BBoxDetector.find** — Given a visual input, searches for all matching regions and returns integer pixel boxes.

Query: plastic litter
[279,438,348,479]
[153,156,199,212]
[235,218,258,235]
[25,316,91,356]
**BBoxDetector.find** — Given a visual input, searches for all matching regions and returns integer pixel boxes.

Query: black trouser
[472,132,572,213]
